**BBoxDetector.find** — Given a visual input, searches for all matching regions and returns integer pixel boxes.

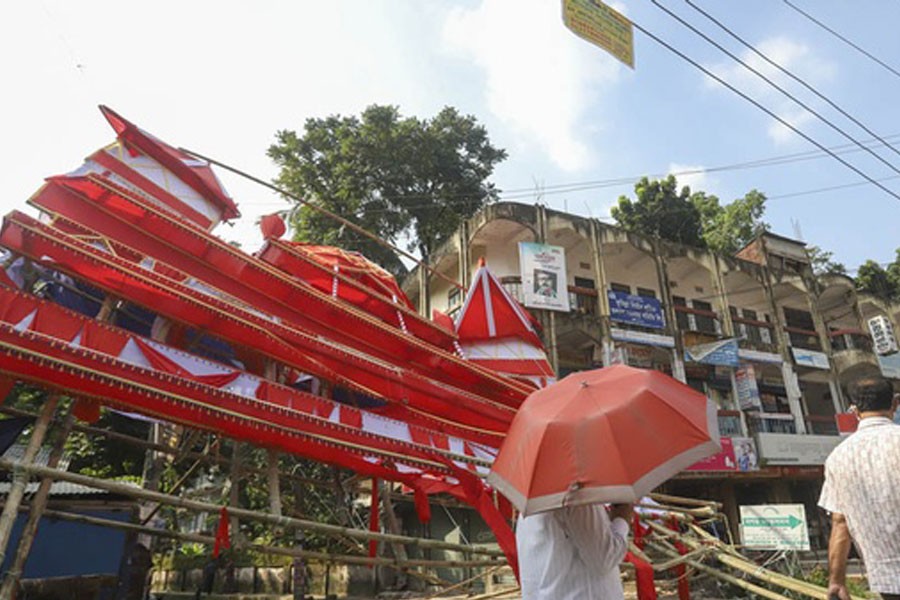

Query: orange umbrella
[488,364,720,515]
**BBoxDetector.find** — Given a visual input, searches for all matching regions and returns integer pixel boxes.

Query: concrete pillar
[651,241,685,382]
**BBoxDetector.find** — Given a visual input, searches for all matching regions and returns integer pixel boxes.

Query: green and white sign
[739,504,810,550]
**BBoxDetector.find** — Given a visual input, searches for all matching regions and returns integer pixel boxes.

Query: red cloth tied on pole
[628,513,657,600]
[213,506,231,558]
[368,478,379,565]
[72,398,101,424]
[667,516,690,600]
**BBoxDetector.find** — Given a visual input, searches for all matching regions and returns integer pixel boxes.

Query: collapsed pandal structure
[0,107,859,599]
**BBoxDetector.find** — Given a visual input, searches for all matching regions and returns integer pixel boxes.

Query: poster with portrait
[519,242,570,312]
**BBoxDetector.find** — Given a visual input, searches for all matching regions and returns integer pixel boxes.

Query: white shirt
[819,416,900,594]
[516,504,629,600]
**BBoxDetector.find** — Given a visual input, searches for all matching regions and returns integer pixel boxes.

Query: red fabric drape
[667,516,690,600]
[628,513,657,600]
[213,506,231,558]
[72,398,101,424]
[134,338,241,388]
[413,487,431,524]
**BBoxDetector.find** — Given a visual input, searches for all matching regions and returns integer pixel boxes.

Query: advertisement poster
[519,242,570,312]
[685,338,739,367]
[732,436,759,471]
[736,364,762,410]
[687,437,736,471]
[607,290,665,329]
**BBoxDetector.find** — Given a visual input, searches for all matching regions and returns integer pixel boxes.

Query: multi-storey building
[403,201,899,548]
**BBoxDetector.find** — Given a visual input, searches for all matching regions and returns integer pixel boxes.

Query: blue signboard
[607,290,665,329]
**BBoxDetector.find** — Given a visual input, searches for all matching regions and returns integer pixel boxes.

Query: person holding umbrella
[516,499,634,598]
[488,365,721,599]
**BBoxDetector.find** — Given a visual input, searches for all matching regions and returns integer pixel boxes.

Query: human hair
[848,376,895,413]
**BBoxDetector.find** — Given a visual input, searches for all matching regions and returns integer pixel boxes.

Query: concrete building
[404,201,899,548]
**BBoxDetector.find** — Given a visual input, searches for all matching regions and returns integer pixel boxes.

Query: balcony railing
[784,325,822,351]
[673,304,719,335]
[717,410,743,436]
[829,329,873,353]
[746,411,797,435]
[569,286,599,316]
[732,315,778,353]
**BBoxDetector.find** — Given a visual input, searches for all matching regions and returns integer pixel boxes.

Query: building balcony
[732,315,778,354]
[829,329,879,382]
[784,326,822,352]
[717,410,743,436]
[673,304,720,338]
[746,412,796,435]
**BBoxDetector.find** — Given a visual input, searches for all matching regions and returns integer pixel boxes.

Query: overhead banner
[685,338,739,367]
[519,242,570,312]
[561,0,635,68]
[608,290,665,329]
[688,436,759,472]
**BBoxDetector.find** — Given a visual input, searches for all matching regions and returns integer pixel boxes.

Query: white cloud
[441,0,623,172]
[705,36,836,145]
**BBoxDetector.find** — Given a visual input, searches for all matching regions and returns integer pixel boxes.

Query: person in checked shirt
[819,376,900,600]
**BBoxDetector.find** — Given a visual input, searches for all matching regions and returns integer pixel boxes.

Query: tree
[855,260,898,301]
[610,176,705,247]
[807,245,847,277]
[268,105,507,275]
[611,176,768,254]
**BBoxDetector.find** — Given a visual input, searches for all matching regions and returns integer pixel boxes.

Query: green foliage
[268,104,507,274]
[65,409,150,479]
[611,175,768,254]
[807,245,847,276]
[855,259,899,301]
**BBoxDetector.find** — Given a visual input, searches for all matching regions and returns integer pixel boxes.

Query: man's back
[820,417,900,593]
[516,504,628,600]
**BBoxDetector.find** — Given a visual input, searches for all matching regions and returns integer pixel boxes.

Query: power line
[629,16,900,204]
[650,0,900,178]
[684,0,900,161]
[782,0,900,81]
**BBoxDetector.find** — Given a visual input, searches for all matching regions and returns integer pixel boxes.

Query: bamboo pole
[0,458,504,558]
[0,394,59,565]
[0,408,75,600]
[649,492,723,509]
[31,508,503,570]
[647,540,793,600]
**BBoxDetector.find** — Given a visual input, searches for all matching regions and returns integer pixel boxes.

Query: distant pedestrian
[819,376,900,600]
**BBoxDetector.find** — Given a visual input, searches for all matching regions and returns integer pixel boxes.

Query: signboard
[740,504,810,551]
[738,348,782,364]
[561,0,635,68]
[735,364,761,410]
[519,242,570,312]
[688,436,758,472]
[755,432,841,465]
[791,347,830,370]
[685,338,739,367]
[610,327,674,348]
[868,315,898,355]
[732,436,759,471]
[877,352,900,379]
[608,290,665,329]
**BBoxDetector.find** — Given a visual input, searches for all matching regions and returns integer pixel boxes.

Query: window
[636,287,656,299]
[673,295,690,331]
[693,299,716,334]
[447,288,461,311]
[610,282,631,294]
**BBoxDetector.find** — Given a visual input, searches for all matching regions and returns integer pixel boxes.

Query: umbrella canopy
[488,364,720,515]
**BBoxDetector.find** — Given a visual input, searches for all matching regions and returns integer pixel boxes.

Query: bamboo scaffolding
[0,458,505,558]
[33,508,503,570]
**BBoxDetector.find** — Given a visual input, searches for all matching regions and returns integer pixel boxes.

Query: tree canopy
[268,105,507,275]
[610,175,768,255]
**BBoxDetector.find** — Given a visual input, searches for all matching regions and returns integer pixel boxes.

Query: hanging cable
[650,0,900,177]
[628,17,900,204]
[782,0,900,81]
[684,0,900,161]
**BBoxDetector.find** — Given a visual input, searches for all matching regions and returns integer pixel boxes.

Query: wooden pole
[0,408,74,599]
[267,448,282,517]
[0,458,504,558]
[0,394,59,566]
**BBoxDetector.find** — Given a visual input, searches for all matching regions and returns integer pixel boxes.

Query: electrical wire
[684,0,900,161]
[628,16,900,204]
[650,0,900,178]
[782,0,900,81]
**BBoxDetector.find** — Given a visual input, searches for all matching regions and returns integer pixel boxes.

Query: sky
[3,1,900,272]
